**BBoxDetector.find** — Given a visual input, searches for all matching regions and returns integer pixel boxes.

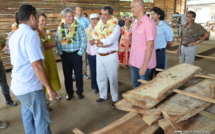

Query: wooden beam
[137,79,149,84]
[162,111,182,130]
[73,128,85,134]
[195,74,215,80]
[167,50,215,61]
[199,111,215,121]
[173,89,215,104]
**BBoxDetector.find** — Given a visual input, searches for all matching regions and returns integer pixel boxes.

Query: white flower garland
[57,19,78,45]
[94,16,118,40]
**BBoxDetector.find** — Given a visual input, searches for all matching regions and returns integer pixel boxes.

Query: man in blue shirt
[75,6,90,79]
[150,7,173,75]
[55,7,87,100]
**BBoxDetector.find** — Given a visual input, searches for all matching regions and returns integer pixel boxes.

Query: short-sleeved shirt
[156,21,173,49]
[5,31,14,54]
[9,24,44,96]
[75,16,90,29]
[129,15,157,69]
[181,22,207,45]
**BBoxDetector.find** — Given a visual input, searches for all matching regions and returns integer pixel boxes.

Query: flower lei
[12,22,18,31]
[124,25,132,33]
[94,16,118,40]
[39,27,52,44]
[58,19,78,45]
[87,24,93,40]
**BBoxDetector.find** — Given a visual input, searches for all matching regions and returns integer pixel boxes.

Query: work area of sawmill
[0,0,215,134]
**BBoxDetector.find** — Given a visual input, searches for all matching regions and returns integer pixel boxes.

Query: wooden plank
[123,64,201,109]
[129,63,201,100]
[158,105,215,134]
[199,111,215,121]
[123,91,160,109]
[89,112,160,134]
[73,128,85,134]
[142,114,162,126]
[160,79,215,123]
[173,89,215,104]
[115,99,161,115]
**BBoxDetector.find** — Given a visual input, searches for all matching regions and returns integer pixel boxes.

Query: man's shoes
[95,98,106,104]
[0,121,8,129]
[78,94,84,100]
[6,101,17,106]
[112,101,117,109]
[83,74,90,79]
[66,95,73,100]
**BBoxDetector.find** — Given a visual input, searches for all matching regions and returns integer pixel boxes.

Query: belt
[182,44,189,47]
[98,51,117,56]
[63,50,78,54]
[156,48,166,51]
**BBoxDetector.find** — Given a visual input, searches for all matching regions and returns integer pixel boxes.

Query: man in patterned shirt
[177,11,209,64]
[55,7,87,100]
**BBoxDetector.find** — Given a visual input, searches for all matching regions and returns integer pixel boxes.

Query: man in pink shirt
[129,0,157,88]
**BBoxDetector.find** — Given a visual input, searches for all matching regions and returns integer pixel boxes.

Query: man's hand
[95,40,104,47]
[47,88,57,101]
[139,66,147,76]
[89,39,95,45]
[191,41,198,46]
[177,48,181,56]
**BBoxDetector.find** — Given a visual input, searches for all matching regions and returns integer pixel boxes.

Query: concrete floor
[0,32,215,134]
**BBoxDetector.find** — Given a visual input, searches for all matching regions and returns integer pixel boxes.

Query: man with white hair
[86,13,100,93]
[129,0,157,88]
[55,7,87,100]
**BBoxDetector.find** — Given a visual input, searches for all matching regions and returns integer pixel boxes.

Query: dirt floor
[0,32,214,134]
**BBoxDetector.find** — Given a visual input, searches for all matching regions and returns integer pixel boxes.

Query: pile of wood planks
[73,63,215,134]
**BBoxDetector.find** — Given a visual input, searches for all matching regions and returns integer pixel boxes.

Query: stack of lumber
[115,63,215,133]
[72,63,215,134]
[72,64,215,134]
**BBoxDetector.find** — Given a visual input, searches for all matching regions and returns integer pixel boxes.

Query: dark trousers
[61,51,83,96]
[155,49,166,75]
[0,60,12,103]
[87,54,98,91]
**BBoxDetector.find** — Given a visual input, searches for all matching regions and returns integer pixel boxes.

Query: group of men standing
[1,0,209,133]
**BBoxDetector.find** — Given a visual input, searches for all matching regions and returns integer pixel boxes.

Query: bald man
[129,0,157,88]
[75,6,90,79]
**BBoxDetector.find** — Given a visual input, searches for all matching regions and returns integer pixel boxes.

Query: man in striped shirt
[55,7,87,100]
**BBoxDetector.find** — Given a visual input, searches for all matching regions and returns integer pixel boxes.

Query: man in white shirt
[9,4,57,134]
[92,6,120,108]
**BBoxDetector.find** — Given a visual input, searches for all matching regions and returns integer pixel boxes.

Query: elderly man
[177,11,209,64]
[9,4,57,133]
[75,6,90,79]
[91,6,120,108]
[55,7,87,100]
[86,13,100,93]
[150,7,173,74]
[129,0,157,88]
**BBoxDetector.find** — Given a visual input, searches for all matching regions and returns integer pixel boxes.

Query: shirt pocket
[189,29,198,37]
